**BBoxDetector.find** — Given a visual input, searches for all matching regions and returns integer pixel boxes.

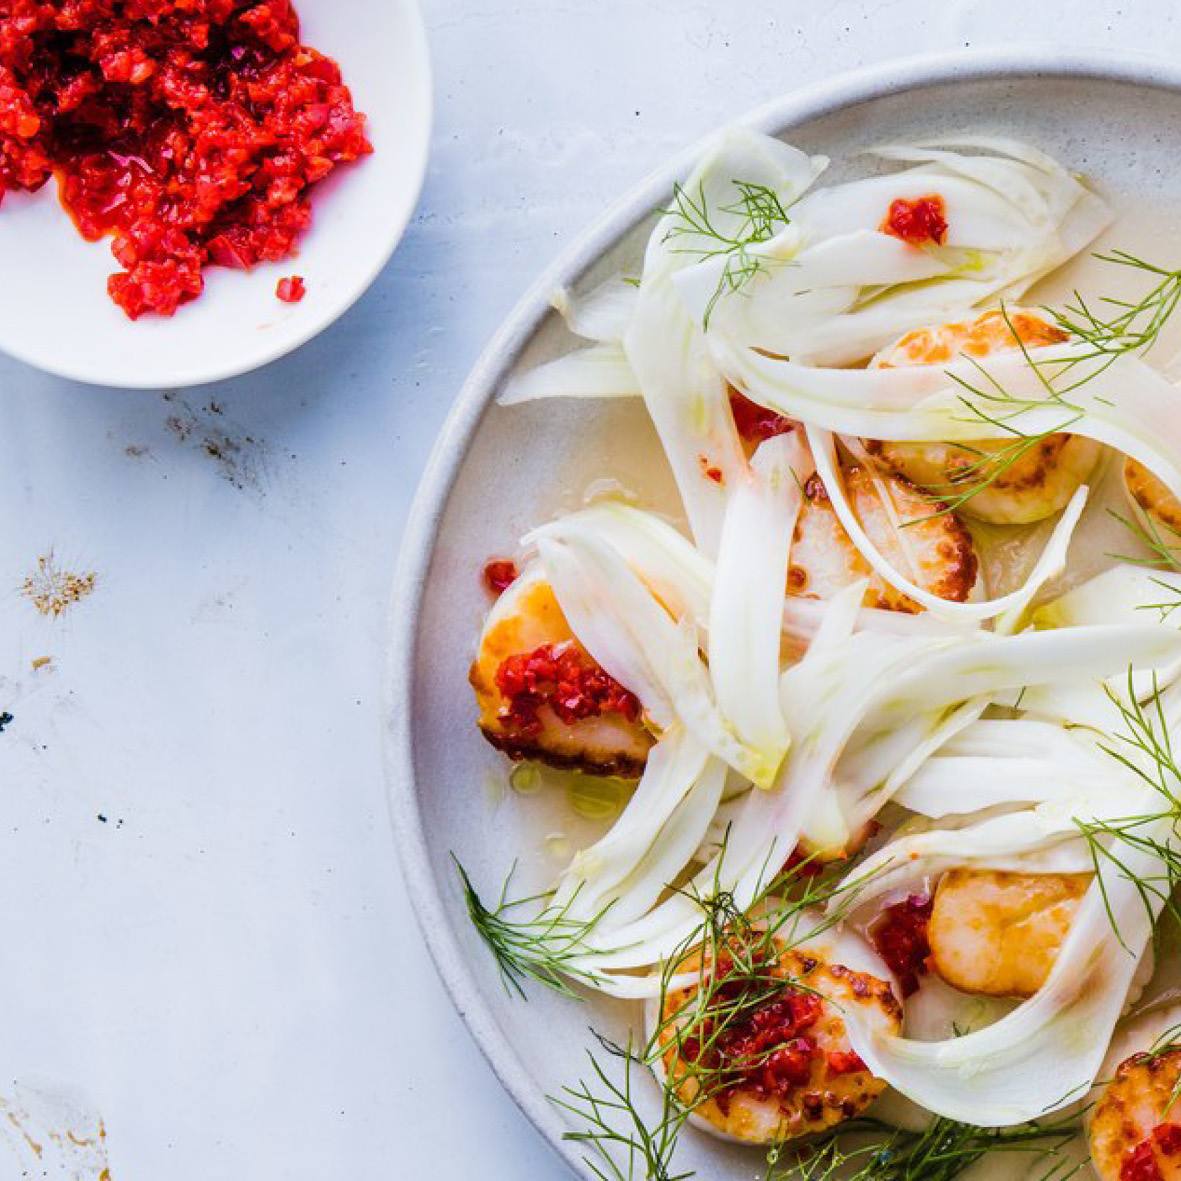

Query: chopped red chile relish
[881,194,948,246]
[1124,1140,1165,1181]
[869,893,932,998]
[681,958,826,1107]
[0,0,371,319]
[495,642,641,737]
[482,558,519,595]
[1154,1124,1181,1156]
[729,389,794,447]
[1124,1123,1181,1181]
[276,275,306,303]
[825,1049,867,1077]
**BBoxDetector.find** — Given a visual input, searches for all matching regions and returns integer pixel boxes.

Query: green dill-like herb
[767,1115,1080,1181]
[906,253,1181,523]
[1052,251,1181,364]
[1076,670,1181,940]
[550,849,873,1179]
[1110,508,1181,573]
[454,856,611,999]
[901,304,1086,524]
[557,1032,1079,1181]
[555,1032,693,1181]
[661,179,793,327]
[1105,508,1181,621]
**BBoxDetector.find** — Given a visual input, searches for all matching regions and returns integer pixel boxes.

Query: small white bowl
[0,0,431,390]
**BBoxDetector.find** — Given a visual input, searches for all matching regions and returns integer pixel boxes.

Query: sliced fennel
[714,342,1181,510]
[684,136,1110,366]
[532,522,784,786]
[624,128,827,554]
[707,433,805,783]
[500,343,640,404]
[550,274,640,345]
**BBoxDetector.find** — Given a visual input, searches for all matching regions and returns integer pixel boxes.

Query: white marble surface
[3,4,1181,1180]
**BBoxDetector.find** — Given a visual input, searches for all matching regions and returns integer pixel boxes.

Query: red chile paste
[881,194,948,247]
[275,274,305,303]
[680,956,858,1109]
[869,893,932,998]
[729,389,794,447]
[0,1,371,318]
[482,558,519,596]
[1121,1123,1181,1181]
[495,642,641,737]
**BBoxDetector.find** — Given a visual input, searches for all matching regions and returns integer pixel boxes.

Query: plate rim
[385,45,1181,1179]
[0,0,433,391]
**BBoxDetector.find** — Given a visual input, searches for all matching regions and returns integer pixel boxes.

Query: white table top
[2,3,1180,1179]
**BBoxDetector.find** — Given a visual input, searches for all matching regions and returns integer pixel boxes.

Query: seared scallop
[865,308,1101,524]
[652,930,901,1146]
[1090,1047,1181,1181]
[927,868,1090,998]
[1126,458,1181,541]
[788,467,978,613]
[470,565,653,777]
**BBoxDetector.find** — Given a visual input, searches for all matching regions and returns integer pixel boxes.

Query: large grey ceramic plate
[387,48,1181,1178]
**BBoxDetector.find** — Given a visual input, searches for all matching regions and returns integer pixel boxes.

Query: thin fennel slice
[499,343,640,404]
[553,726,711,921]
[707,432,805,783]
[713,341,1181,511]
[527,506,713,632]
[533,527,784,784]
[550,274,640,344]
[535,533,676,728]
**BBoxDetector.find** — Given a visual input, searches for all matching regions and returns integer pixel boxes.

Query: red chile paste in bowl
[0,1,371,318]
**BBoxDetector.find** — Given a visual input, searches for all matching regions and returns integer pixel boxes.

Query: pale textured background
[0,3,1180,1179]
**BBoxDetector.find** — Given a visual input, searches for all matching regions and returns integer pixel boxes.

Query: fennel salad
[458,129,1181,1181]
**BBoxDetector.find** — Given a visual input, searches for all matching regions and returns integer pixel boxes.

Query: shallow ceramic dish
[0,0,431,390]
[388,48,1181,1178]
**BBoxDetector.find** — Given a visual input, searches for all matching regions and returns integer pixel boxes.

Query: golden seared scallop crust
[655,944,901,1146]
[1126,458,1181,538]
[470,573,653,778]
[865,308,1101,525]
[788,468,978,613]
[1090,1048,1181,1181]
[927,869,1090,998]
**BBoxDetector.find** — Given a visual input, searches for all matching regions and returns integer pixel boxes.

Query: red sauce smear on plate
[881,194,948,246]
[868,893,932,997]
[495,642,640,736]
[0,1,371,318]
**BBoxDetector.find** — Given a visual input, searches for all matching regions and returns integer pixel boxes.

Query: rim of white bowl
[385,45,1181,1180]
[0,0,433,391]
